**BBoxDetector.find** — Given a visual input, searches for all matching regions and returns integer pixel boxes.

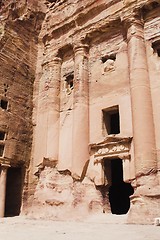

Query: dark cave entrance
[104,158,134,215]
[5,167,23,217]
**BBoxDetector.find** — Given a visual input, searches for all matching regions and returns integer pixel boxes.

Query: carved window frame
[102,105,120,136]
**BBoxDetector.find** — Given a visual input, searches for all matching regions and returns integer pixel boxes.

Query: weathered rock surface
[0,0,45,166]
[27,167,105,220]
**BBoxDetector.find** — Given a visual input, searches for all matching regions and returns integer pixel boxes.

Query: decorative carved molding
[90,136,132,164]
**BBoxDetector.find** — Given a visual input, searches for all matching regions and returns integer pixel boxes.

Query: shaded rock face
[0,0,45,217]
[0,0,45,166]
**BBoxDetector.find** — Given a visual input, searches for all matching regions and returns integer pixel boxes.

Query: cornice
[42,0,160,51]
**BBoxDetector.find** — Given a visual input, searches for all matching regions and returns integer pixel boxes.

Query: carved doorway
[5,167,23,217]
[104,158,133,214]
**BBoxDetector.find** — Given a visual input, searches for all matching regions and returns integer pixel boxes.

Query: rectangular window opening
[0,131,5,140]
[0,145,4,157]
[103,106,120,135]
[0,99,8,110]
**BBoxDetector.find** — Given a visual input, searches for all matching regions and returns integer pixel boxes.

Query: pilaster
[33,55,62,173]
[126,16,157,177]
[125,16,160,224]
[45,57,62,161]
[72,43,89,178]
[0,164,10,217]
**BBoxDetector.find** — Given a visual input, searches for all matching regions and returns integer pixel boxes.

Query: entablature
[43,0,160,56]
[42,0,123,45]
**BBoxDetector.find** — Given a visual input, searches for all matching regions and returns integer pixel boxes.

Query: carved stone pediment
[90,136,132,163]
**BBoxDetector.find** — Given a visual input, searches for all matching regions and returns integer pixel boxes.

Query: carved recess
[90,137,132,164]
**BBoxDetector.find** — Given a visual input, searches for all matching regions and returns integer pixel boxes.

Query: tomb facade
[0,0,160,224]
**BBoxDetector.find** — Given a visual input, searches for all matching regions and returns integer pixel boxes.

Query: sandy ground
[0,214,159,240]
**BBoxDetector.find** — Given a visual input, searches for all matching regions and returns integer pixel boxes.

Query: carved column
[0,165,9,217]
[126,17,157,176]
[72,44,89,178]
[45,57,62,161]
[33,56,62,172]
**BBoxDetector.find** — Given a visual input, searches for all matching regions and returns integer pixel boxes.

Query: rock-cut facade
[0,0,160,224]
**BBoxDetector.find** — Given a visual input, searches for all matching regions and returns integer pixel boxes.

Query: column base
[127,174,160,224]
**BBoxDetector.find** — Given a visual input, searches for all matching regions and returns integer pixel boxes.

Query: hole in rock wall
[64,73,74,94]
[65,73,74,88]
[152,40,160,57]
[0,99,8,110]
[4,83,9,97]
[151,1,159,9]
[104,159,134,215]
[5,167,23,217]
[46,0,62,6]
[101,53,116,63]
[47,0,57,3]
[103,106,120,135]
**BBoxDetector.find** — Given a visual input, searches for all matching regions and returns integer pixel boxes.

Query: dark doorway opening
[5,167,23,217]
[104,159,134,215]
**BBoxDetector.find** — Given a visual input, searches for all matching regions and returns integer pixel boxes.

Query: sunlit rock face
[0,0,160,224]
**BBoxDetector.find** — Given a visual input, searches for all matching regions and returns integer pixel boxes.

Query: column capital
[42,56,62,68]
[50,56,62,66]
[124,15,144,28]
[124,15,144,42]
[73,43,89,56]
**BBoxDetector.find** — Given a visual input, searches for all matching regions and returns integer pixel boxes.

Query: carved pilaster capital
[51,56,62,65]
[73,43,89,57]
[123,15,144,42]
[124,15,143,28]
[42,56,62,68]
